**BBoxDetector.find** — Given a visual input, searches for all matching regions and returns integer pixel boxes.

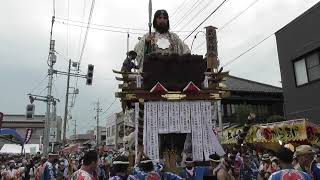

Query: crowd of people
[0,144,320,180]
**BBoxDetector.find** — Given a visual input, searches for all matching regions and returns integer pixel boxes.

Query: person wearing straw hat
[204,153,229,180]
[179,157,209,180]
[109,155,136,180]
[43,153,59,180]
[269,146,311,180]
[295,145,320,179]
[133,145,182,180]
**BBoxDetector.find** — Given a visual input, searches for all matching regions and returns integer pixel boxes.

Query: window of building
[306,53,320,81]
[112,125,115,136]
[294,51,320,86]
[101,135,106,141]
[226,104,231,116]
[231,104,236,114]
[107,128,110,137]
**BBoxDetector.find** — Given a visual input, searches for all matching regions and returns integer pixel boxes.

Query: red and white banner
[62,143,80,154]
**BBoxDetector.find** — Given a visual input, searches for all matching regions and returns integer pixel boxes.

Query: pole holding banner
[0,112,3,129]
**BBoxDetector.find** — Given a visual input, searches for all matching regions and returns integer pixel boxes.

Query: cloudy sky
[0,0,319,135]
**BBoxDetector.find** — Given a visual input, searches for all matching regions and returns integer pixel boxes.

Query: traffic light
[26,104,35,119]
[86,64,94,85]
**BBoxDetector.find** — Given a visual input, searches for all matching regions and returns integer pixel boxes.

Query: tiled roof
[224,75,282,93]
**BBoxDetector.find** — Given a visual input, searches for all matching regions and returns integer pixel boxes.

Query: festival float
[113,21,230,168]
[221,119,320,151]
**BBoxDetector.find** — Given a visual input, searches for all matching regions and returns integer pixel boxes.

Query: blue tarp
[0,128,24,145]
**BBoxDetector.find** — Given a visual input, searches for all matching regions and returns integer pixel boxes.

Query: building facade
[275,2,320,122]
[106,113,117,147]
[1,114,62,148]
[221,75,284,123]
[105,111,135,149]
[94,126,106,145]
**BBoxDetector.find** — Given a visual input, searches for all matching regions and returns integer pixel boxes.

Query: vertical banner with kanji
[191,101,203,161]
[158,102,169,134]
[180,102,191,133]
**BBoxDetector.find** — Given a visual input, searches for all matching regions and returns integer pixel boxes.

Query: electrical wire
[222,33,274,68]
[103,108,122,121]
[56,18,202,34]
[29,74,49,94]
[176,0,216,32]
[78,0,87,64]
[78,0,96,66]
[54,50,71,62]
[190,31,206,51]
[100,98,117,116]
[183,0,228,41]
[72,0,96,110]
[172,0,203,29]
[219,0,259,31]
[192,0,260,52]
[171,0,190,19]
[56,17,148,32]
[56,20,145,35]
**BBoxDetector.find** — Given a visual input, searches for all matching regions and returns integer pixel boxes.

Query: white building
[94,126,106,145]
[1,114,62,148]
[105,110,136,149]
[106,113,117,147]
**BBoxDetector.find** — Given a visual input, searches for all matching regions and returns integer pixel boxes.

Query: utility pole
[94,100,102,146]
[43,16,56,155]
[51,101,57,152]
[63,59,72,142]
[27,94,59,155]
[73,119,77,143]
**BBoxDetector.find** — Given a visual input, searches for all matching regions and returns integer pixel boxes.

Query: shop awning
[0,144,39,154]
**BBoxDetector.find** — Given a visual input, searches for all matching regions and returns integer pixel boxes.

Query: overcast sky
[0,0,319,135]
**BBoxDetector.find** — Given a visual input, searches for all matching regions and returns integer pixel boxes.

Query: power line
[219,0,260,31]
[222,33,274,68]
[183,0,229,41]
[78,0,96,66]
[176,0,216,32]
[70,0,88,113]
[78,0,87,64]
[56,21,145,35]
[55,18,198,34]
[72,0,96,111]
[100,98,117,116]
[192,0,260,52]
[29,74,49,94]
[172,0,203,29]
[171,0,190,19]
[104,108,122,121]
[56,17,148,32]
